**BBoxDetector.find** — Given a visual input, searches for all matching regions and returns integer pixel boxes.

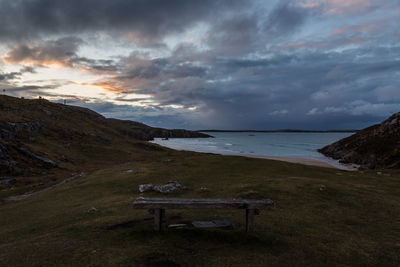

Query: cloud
[0,65,39,82]
[3,37,83,67]
[264,1,308,36]
[0,0,399,130]
[374,85,400,102]
[307,108,319,115]
[331,25,377,35]
[0,0,244,44]
[3,37,119,74]
[298,0,375,15]
[206,15,260,55]
[270,109,289,115]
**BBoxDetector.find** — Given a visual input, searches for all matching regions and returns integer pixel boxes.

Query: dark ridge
[319,112,400,169]
[199,129,357,133]
[0,95,211,176]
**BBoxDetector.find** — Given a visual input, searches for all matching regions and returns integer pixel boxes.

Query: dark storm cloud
[111,44,400,129]
[119,58,207,80]
[263,1,308,37]
[3,37,82,66]
[1,0,399,130]
[206,15,260,55]
[0,0,242,43]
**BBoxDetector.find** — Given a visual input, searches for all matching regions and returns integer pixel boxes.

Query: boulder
[139,184,153,192]
[138,181,184,193]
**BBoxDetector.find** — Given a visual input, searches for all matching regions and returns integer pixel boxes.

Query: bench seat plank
[133,197,274,210]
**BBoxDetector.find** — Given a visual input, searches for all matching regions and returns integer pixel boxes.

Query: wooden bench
[133,197,275,232]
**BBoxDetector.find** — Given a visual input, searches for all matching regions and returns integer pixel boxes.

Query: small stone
[377,172,382,175]
[192,220,232,229]
[124,169,138,173]
[319,185,326,191]
[192,221,216,228]
[200,187,209,191]
[43,109,52,116]
[168,224,188,229]
[88,207,97,213]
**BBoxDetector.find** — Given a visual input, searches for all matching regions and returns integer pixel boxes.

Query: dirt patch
[1,172,86,204]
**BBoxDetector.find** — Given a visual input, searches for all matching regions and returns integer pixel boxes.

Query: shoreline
[244,155,358,170]
[151,139,358,171]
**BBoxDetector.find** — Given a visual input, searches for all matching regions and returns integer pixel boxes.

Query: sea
[151,132,354,169]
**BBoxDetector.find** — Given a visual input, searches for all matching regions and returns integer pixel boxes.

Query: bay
[151,132,354,169]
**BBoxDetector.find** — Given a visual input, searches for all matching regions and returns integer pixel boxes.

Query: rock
[168,224,188,229]
[0,178,16,185]
[43,109,52,116]
[124,169,138,173]
[139,181,184,193]
[0,178,16,189]
[319,185,326,191]
[4,122,42,133]
[88,207,97,213]
[19,147,56,167]
[153,181,183,193]
[0,144,14,165]
[139,184,153,192]
[192,220,232,229]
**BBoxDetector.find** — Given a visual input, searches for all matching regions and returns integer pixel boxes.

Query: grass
[0,149,399,266]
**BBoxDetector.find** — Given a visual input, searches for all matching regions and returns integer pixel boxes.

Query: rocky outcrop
[108,118,212,141]
[319,112,400,169]
[0,143,18,174]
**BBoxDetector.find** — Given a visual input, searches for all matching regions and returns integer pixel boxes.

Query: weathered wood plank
[246,209,255,232]
[133,197,274,210]
[154,208,164,231]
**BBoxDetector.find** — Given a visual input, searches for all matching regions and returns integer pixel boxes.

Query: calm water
[151,132,354,169]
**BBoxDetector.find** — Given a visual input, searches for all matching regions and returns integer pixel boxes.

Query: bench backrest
[133,197,275,209]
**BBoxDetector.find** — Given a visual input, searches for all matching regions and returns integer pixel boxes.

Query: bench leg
[246,209,255,232]
[154,208,165,231]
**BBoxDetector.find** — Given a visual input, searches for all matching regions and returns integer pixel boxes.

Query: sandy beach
[239,154,358,170]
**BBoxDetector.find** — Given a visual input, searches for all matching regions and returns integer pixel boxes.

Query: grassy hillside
[0,150,399,266]
[0,95,209,194]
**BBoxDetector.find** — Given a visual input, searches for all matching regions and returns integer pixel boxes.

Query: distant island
[198,129,357,133]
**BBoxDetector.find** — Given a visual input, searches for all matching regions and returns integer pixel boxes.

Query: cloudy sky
[0,0,399,130]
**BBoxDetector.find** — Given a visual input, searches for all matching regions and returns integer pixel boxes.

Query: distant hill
[0,95,211,176]
[319,112,400,169]
[200,129,357,133]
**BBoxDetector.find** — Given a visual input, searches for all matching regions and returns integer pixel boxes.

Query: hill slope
[319,112,400,169]
[0,95,210,176]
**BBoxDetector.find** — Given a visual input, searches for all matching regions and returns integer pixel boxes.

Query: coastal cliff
[0,95,211,175]
[319,112,400,169]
